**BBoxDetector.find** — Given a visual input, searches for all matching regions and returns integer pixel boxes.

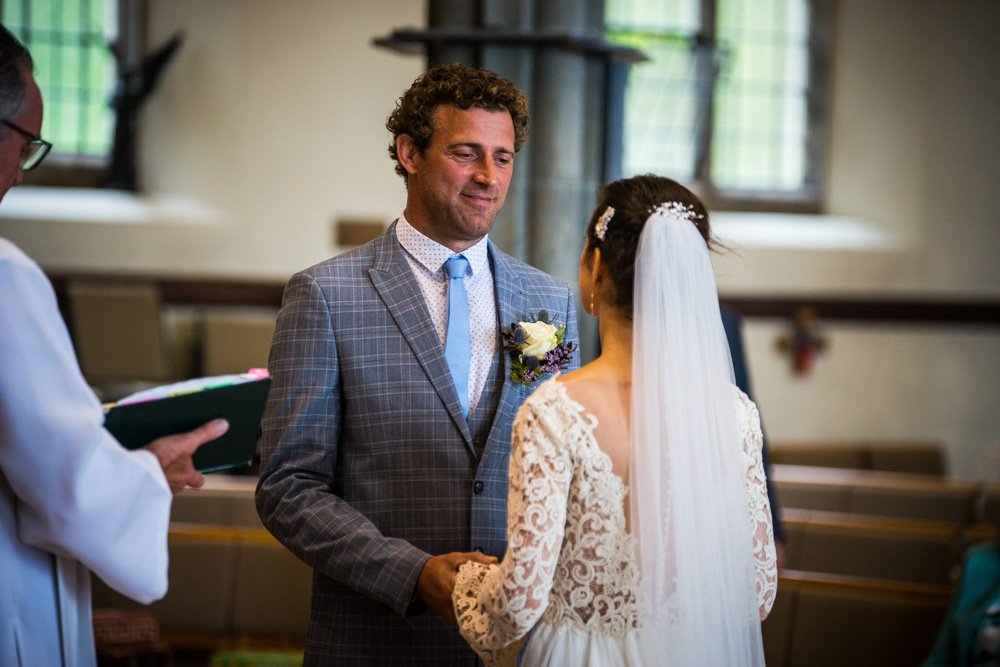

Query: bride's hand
[417,551,497,622]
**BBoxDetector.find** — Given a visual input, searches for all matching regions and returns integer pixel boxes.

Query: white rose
[519,320,558,358]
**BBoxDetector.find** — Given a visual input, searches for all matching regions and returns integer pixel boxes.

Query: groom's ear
[396,134,421,177]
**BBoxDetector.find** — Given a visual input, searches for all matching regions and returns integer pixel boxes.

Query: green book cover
[104,378,271,473]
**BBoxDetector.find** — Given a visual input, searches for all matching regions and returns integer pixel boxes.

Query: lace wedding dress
[454,377,777,667]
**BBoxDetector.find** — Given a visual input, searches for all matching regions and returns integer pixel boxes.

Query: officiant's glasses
[2,119,52,171]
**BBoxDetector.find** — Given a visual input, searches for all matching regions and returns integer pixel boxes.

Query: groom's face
[398,104,516,253]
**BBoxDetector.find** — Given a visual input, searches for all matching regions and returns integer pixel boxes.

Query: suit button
[473,481,485,494]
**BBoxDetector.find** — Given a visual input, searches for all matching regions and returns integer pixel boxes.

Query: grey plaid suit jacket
[255,222,579,665]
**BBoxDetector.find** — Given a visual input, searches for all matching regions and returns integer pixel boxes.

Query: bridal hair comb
[595,206,615,241]
[650,201,704,221]
[596,201,702,243]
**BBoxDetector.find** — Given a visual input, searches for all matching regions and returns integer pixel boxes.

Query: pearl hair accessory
[594,206,615,241]
[650,201,704,221]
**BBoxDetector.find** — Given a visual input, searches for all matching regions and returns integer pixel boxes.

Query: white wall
[712,0,1000,297]
[4,0,426,279]
[2,0,998,479]
[714,0,1000,481]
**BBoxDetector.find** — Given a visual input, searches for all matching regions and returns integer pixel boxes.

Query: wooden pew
[763,570,952,667]
[979,484,1000,525]
[93,477,310,656]
[772,464,979,523]
[771,444,867,471]
[780,508,962,585]
[200,309,276,376]
[958,522,999,560]
[771,441,945,476]
[91,522,310,655]
[168,476,262,528]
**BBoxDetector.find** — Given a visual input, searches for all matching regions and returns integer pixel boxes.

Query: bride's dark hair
[584,174,712,316]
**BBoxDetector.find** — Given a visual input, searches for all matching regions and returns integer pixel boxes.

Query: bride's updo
[584,174,713,317]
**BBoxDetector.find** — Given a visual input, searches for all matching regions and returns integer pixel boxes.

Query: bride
[452,174,777,666]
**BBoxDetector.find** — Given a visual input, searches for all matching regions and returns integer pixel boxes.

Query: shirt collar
[396,214,490,278]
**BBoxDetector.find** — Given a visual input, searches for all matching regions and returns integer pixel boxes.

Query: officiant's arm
[255,270,433,616]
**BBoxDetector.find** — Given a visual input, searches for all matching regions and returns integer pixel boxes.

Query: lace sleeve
[454,390,572,666]
[737,391,778,619]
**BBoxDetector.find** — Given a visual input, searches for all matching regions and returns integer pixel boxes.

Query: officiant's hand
[417,551,498,622]
[144,418,229,494]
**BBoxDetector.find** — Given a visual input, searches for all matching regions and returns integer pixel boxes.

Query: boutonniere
[502,310,576,387]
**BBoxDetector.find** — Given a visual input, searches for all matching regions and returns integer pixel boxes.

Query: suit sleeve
[0,248,171,604]
[255,270,429,616]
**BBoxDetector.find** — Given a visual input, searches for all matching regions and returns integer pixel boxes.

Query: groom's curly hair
[584,174,714,318]
[386,63,529,186]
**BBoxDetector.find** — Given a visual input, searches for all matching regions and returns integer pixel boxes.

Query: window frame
[2,0,144,189]
[611,0,833,213]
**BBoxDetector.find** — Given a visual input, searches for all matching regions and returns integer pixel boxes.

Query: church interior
[2,1,998,665]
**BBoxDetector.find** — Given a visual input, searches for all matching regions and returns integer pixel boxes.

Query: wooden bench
[91,522,311,655]
[771,441,946,476]
[200,309,276,376]
[168,476,262,528]
[979,484,1000,525]
[763,570,952,667]
[773,464,979,523]
[780,508,962,585]
[94,477,310,656]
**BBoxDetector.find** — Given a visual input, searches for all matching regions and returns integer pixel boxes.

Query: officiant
[0,24,228,667]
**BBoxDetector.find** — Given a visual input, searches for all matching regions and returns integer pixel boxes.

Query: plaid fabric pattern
[256,223,579,665]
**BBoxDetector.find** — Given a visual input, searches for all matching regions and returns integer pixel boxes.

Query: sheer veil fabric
[630,208,766,665]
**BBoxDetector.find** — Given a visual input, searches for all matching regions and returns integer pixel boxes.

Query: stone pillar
[478,0,535,261]
[418,0,628,359]
[426,0,477,65]
[526,1,604,359]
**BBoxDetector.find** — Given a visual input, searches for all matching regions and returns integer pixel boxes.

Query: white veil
[629,204,765,665]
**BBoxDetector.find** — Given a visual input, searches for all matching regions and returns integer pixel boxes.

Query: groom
[256,64,579,665]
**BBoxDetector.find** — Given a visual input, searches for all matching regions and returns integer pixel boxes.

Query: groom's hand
[417,551,497,622]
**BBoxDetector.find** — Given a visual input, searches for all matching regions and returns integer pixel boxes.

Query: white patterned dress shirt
[396,215,497,415]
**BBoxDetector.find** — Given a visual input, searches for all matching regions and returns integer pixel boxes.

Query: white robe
[0,238,172,667]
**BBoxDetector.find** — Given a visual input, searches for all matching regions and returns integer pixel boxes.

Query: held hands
[417,551,498,622]
[143,418,229,494]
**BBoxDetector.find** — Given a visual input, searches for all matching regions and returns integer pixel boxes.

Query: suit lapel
[368,223,474,449]
[487,243,534,443]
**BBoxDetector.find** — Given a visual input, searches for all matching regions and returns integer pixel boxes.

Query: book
[104,375,271,473]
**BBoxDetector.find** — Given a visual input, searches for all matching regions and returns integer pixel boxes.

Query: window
[2,0,139,187]
[606,0,831,211]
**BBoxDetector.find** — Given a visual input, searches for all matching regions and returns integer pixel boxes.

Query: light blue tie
[444,255,471,418]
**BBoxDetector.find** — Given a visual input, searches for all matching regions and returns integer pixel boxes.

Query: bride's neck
[595,307,633,381]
